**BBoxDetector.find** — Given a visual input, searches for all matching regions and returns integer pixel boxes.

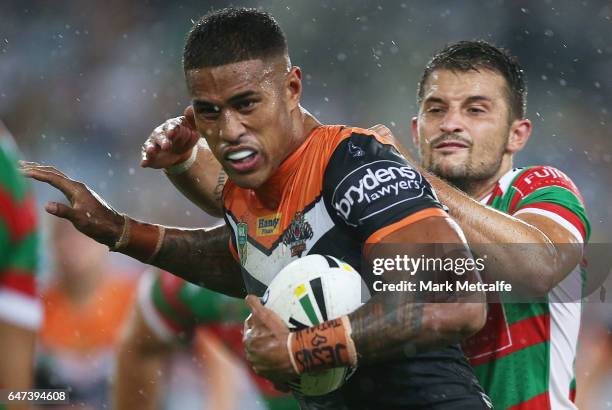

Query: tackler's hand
[141,105,200,169]
[368,124,418,165]
[20,161,124,246]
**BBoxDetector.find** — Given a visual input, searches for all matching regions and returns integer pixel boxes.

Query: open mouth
[225,148,260,173]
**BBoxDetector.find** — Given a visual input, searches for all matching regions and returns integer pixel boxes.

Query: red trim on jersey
[0,270,36,296]
[512,166,584,205]
[159,272,193,318]
[506,391,551,410]
[468,313,549,367]
[516,202,586,241]
[0,190,37,241]
[569,387,576,403]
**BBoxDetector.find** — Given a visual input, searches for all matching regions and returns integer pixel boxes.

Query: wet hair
[183,7,288,70]
[417,40,527,120]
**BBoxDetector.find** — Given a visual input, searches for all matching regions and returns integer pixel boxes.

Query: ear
[506,118,532,154]
[285,66,302,109]
[411,116,420,149]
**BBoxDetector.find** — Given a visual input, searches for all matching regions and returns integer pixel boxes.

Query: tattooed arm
[165,146,226,218]
[22,163,244,298]
[151,224,245,297]
[349,215,486,365]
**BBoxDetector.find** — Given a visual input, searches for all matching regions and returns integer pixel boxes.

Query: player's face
[186,59,300,189]
[413,69,513,183]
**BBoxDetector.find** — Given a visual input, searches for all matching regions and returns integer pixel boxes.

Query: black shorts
[293,349,492,410]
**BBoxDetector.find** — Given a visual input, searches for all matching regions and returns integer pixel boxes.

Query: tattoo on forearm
[349,289,424,364]
[213,170,227,203]
[151,225,245,297]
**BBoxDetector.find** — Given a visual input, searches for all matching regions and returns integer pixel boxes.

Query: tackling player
[0,122,42,410]
[23,8,490,409]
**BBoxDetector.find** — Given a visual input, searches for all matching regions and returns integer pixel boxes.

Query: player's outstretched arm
[20,162,245,297]
[140,106,226,218]
[371,124,583,296]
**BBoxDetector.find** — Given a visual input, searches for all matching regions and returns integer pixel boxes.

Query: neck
[448,155,513,200]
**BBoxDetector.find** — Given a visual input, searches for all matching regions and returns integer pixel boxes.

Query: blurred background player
[34,217,138,409]
[0,121,42,410]
[115,269,298,410]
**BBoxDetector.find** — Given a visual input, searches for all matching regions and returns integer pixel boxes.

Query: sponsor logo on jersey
[331,160,425,222]
[237,222,248,266]
[282,212,313,257]
[256,213,281,236]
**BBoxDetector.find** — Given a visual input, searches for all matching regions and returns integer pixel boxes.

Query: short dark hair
[183,8,288,71]
[417,40,527,120]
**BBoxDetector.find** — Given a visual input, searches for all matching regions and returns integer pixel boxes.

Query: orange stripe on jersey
[365,207,447,245]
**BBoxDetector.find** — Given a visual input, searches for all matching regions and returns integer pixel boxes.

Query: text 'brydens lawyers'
[371,255,486,276]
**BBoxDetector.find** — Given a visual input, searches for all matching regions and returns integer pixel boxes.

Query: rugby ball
[261,254,370,396]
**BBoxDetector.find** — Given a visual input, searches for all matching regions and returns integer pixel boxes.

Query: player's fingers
[184,105,196,129]
[369,123,393,139]
[21,168,78,199]
[245,295,269,321]
[19,162,69,179]
[44,202,76,221]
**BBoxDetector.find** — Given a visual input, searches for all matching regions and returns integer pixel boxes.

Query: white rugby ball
[261,254,370,396]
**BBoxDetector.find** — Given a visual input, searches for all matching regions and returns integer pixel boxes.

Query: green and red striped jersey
[0,137,41,330]
[138,270,299,409]
[462,165,589,410]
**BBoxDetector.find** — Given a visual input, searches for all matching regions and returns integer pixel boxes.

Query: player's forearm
[151,224,246,298]
[419,170,569,291]
[166,145,226,218]
[112,217,244,297]
[114,309,169,410]
[114,344,167,410]
[348,297,485,366]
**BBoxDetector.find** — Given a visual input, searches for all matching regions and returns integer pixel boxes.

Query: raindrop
[128,168,135,175]
[337,53,347,61]
[559,79,567,86]
[544,29,554,37]
[520,7,529,14]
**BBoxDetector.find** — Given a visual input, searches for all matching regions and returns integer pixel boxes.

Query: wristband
[288,316,357,374]
[109,215,165,263]
[163,145,198,176]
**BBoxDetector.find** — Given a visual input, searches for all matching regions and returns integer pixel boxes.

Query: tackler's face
[186,58,301,190]
[413,69,513,183]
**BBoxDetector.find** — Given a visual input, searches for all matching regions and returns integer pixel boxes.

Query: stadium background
[1,0,611,408]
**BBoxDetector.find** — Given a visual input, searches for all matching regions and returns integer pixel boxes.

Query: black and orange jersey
[223,125,446,296]
[223,126,489,409]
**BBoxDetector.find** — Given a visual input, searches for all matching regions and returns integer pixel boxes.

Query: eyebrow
[423,95,492,105]
[193,91,258,110]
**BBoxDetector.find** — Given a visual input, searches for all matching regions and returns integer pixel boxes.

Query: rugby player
[371,41,588,409]
[23,8,490,409]
[0,122,41,410]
